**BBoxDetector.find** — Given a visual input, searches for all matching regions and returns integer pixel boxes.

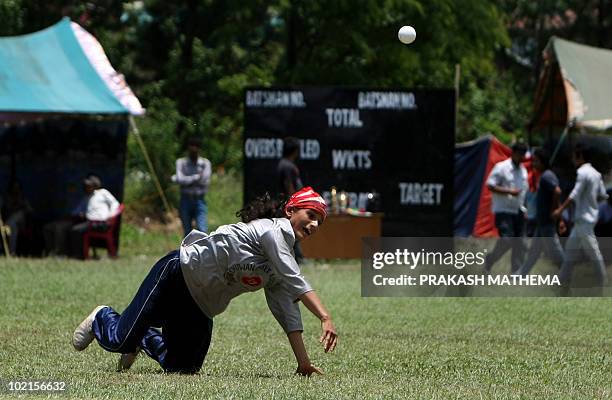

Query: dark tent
[0,18,143,255]
[531,36,612,133]
[530,36,612,197]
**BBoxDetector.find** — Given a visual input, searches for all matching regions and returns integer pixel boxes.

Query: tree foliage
[3,0,609,173]
[0,0,24,35]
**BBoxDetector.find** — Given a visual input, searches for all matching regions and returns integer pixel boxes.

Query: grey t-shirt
[175,156,212,197]
[179,218,312,333]
[569,163,608,224]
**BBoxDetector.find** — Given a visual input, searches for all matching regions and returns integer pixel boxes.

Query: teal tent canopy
[0,17,143,119]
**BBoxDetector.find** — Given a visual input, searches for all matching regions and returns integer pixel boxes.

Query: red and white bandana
[284,186,327,221]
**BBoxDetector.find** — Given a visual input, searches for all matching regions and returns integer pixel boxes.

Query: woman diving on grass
[72,186,337,376]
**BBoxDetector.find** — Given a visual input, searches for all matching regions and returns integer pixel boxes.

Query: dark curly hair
[236,193,287,223]
[533,147,551,169]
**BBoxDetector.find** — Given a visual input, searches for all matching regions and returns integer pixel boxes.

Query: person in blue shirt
[517,148,565,275]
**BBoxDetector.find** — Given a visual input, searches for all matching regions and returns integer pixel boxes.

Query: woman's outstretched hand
[295,363,323,377]
[320,317,338,353]
[298,291,339,353]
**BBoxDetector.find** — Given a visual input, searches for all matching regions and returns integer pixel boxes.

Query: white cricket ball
[398,26,416,44]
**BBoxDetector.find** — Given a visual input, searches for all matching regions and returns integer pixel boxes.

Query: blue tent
[454,135,515,237]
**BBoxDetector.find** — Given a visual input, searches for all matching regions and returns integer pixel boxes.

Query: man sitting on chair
[69,175,119,259]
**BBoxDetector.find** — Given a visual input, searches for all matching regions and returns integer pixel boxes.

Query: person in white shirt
[68,175,120,258]
[484,143,529,273]
[72,187,338,376]
[43,175,119,257]
[552,143,609,292]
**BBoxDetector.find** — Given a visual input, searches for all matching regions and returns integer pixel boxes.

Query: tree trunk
[286,0,297,79]
[598,0,606,47]
[177,0,197,117]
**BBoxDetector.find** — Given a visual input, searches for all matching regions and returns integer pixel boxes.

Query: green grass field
[1,253,611,399]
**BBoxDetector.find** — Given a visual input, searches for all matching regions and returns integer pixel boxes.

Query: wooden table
[300,213,382,259]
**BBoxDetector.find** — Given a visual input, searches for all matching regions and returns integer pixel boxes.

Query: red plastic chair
[83,204,125,260]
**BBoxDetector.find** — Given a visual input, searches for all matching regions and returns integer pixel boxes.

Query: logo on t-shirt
[241,275,263,287]
[224,263,275,289]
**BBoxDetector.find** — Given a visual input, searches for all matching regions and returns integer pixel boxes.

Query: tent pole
[128,116,173,216]
[454,63,461,139]
[0,213,11,258]
[550,123,570,165]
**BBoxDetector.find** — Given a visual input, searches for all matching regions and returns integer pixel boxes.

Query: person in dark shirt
[277,137,305,263]
[517,148,565,275]
[277,137,303,196]
[595,188,612,237]
[595,188,612,263]
[1,181,32,256]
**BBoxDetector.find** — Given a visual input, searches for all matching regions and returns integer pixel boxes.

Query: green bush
[122,170,243,255]
[206,171,243,230]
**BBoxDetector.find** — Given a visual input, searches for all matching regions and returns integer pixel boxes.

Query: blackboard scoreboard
[244,87,455,236]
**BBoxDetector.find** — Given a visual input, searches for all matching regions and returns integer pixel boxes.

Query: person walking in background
[524,165,540,237]
[277,137,305,263]
[595,188,612,263]
[174,137,212,236]
[552,143,609,290]
[484,143,529,273]
[595,188,612,237]
[517,148,565,275]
